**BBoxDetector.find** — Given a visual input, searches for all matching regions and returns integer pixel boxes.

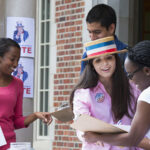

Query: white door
[33,0,56,149]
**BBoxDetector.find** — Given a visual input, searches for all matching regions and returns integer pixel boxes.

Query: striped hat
[82,36,127,61]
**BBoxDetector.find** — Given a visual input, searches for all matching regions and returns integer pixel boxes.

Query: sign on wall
[12,58,34,98]
[6,17,35,57]
[7,17,35,98]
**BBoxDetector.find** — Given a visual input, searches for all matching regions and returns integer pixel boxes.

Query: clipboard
[70,114,150,150]
[70,114,126,133]
[50,106,74,122]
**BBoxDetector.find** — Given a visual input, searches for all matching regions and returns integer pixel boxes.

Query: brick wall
[53,0,85,149]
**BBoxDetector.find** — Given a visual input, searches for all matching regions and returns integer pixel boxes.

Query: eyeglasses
[127,67,142,80]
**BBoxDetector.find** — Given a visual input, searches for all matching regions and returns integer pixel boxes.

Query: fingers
[47,114,53,125]
[35,112,53,125]
[41,112,53,125]
[43,114,53,125]
[47,117,53,125]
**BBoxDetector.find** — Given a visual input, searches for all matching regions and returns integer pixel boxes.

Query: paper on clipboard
[50,106,74,122]
[70,114,150,150]
[70,114,126,133]
[0,126,7,147]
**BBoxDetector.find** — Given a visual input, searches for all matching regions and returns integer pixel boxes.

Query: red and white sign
[12,58,34,98]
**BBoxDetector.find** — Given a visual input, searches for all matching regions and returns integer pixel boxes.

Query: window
[34,1,56,148]
[37,0,51,138]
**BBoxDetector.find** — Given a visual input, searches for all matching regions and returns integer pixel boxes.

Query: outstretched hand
[34,112,53,125]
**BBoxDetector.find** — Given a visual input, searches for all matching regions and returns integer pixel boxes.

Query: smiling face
[87,22,115,41]
[0,46,20,77]
[125,57,150,91]
[92,54,116,81]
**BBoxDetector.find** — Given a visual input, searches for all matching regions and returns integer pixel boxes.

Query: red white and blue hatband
[82,36,128,61]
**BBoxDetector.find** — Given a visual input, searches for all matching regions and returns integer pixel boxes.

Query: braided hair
[128,40,150,68]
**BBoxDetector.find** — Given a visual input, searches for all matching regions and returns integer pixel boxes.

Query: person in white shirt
[83,40,150,149]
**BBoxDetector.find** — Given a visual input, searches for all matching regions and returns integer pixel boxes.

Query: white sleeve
[138,87,150,104]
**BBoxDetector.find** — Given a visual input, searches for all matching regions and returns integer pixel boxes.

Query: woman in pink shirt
[0,38,52,150]
[70,36,142,150]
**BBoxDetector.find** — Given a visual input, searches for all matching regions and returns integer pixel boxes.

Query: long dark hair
[70,54,135,121]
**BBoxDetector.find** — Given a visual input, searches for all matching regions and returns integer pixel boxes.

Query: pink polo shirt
[0,76,26,150]
[73,81,142,150]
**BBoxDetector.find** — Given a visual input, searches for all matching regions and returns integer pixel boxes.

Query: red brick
[53,1,84,149]
[65,0,71,3]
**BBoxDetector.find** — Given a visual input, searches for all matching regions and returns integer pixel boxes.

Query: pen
[117,120,122,125]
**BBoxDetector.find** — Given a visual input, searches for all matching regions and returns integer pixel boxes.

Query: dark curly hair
[128,40,150,68]
[0,38,20,57]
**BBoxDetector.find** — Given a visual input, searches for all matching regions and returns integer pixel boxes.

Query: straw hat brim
[81,49,128,61]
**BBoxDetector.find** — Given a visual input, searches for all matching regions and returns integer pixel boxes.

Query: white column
[0,0,5,37]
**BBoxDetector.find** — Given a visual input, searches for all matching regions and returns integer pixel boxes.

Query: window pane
[40,92,43,111]
[44,91,48,135]
[41,22,45,43]
[41,0,45,20]
[40,45,44,66]
[40,68,44,89]
[45,68,49,89]
[39,91,44,135]
[44,124,48,136]
[45,91,48,112]
[46,45,49,66]
[46,22,50,42]
[46,0,50,19]
[39,120,43,136]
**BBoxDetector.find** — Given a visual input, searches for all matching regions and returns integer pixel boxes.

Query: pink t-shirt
[0,76,26,149]
[73,81,142,150]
